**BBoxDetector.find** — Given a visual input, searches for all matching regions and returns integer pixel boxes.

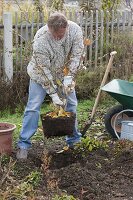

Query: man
[17,12,84,160]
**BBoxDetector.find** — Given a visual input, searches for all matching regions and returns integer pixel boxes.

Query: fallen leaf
[84,38,91,46]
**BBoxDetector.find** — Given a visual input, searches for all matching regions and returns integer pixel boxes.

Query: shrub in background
[108,33,133,80]
[0,1,49,24]
[0,72,29,113]
[76,65,106,100]
[79,0,121,13]
[76,32,133,100]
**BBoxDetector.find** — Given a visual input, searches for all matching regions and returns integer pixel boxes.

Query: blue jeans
[17,79,82,149]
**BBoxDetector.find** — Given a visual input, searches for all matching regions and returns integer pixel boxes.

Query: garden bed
[0,108,133,200]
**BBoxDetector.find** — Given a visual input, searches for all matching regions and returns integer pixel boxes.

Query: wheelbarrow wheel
[104,105,130,138]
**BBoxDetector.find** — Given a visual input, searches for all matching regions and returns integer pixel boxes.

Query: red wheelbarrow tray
[101,79,133,109]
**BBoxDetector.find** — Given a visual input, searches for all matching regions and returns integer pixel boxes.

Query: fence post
[3,12,13,81]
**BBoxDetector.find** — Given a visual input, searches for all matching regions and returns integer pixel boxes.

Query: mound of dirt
[23,139,133,200]
[1,139,132,200]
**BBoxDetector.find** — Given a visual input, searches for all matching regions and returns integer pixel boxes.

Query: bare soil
[12,138,133,200]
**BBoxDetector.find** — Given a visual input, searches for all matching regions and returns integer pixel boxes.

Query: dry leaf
[46,112,58,118]
[63,66,69,76]
[56,79,62,86]
[84,38,91,46]
[46,107,71,118]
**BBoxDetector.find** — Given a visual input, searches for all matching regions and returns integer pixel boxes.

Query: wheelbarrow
[101,79,133,139]
[81,51,133,140]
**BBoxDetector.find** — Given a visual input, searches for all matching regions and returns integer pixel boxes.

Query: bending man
[17,12,84,160]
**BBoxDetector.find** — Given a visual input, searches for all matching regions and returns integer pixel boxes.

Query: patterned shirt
[27,20,84,94]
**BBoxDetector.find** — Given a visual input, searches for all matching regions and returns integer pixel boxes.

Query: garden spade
[81,51,117,136]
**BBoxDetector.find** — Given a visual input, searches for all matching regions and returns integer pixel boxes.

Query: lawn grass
[0,98,115,147]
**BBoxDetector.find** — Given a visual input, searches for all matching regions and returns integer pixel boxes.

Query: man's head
[48,12,68,40]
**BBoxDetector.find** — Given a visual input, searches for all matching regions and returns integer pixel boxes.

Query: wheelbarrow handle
[82,51,117,136]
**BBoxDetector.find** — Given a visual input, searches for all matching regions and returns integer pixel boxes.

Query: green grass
[0,103,51,146]
[0,98,115,147]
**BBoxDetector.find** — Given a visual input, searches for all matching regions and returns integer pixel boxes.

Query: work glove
[49,93,64,106]
[63,75,75,93]
[43,80,57,95]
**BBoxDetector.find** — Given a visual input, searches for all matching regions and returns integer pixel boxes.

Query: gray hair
[47,12,68,31]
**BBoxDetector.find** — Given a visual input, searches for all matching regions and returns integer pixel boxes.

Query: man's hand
[63,75,75,93]
[49,93,64,106]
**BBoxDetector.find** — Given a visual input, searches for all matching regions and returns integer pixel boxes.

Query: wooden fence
[0,9,133,79]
